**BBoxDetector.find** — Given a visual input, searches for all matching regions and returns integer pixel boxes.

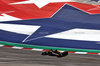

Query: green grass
[0,41,100,53]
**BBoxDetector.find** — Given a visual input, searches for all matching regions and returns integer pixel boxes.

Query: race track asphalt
[0,47,100,66]
[0,0,100,66]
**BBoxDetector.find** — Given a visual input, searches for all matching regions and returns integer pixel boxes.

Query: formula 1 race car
[41,49,68,57]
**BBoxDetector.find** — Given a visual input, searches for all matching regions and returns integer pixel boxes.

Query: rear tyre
[62,51,68,56]
[57,54,63,57]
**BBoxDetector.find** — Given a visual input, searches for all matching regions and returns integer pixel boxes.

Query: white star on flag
[10,0,75,8]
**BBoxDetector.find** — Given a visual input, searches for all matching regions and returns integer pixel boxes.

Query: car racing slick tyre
[62,51,68,56]
[41,52,48,55]
[57,54,63,57]
[57,51,68,57]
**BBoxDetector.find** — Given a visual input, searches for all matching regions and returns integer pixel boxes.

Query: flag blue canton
[89,0,100,2]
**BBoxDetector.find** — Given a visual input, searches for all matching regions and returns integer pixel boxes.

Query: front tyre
[41,52,48,55]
